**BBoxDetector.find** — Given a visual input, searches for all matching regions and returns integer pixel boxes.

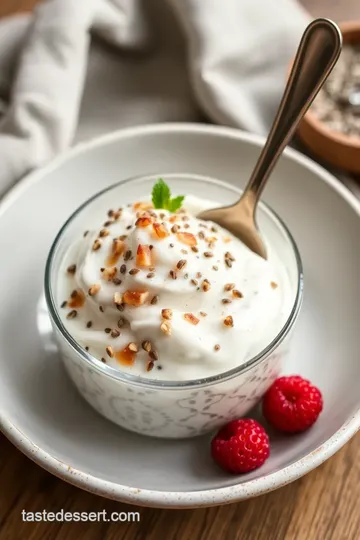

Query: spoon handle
[244,18,342,205]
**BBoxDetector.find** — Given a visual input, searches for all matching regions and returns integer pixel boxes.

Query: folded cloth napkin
[0,0,311,197]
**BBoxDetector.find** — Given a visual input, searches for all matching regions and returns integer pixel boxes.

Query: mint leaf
[152,178,171,209]
[151,178,184,212]
[168,195,185,213]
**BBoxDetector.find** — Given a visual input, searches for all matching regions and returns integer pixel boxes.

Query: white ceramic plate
[0,123,359,508]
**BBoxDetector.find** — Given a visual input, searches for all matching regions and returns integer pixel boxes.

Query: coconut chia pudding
[57,179,292,381]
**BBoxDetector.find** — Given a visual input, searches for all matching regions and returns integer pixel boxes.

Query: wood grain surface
[0,1,359,539]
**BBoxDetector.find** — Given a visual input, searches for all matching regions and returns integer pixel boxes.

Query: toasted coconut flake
[133,201,153,211]
[176,232,197,246]
[68,289,86,308]
[102,267,117,281]
[113,292,123,305]
[123,290,149,306]
[136,244,153,268]
[153,222,169,239]
[135,216,152,228]
[184,313,200,325]
[115,347,136,366]
[160,321,172,335]
[88,284,101,297]
[106,239,125,266]
[142,340,152,353]
[128,342,138,352]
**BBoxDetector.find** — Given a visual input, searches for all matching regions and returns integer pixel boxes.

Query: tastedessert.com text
[21,509,140,523]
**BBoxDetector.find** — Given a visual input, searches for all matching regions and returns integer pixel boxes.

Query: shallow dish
[297,21,360,173]
[45,173,302,438]
[0,123,359,507]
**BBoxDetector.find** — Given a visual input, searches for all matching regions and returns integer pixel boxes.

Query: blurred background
[0,0,359,191]
[1,0,360,22]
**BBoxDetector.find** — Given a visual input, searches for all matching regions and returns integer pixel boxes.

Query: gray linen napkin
[0,0,311,197]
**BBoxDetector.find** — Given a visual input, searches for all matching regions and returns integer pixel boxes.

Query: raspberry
[211,419,270,474]
[262,375,323,433]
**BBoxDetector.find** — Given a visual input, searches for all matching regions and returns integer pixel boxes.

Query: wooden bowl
[297,21,360,173]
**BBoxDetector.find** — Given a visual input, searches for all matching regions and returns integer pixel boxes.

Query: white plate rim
[1,122,359,508]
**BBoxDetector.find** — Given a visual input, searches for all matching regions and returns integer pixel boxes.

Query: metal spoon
[198,18,342,259]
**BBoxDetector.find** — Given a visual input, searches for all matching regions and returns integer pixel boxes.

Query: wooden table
[0,1,359,539]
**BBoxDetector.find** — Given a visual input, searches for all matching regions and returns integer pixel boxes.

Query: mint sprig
[151,178,184,212]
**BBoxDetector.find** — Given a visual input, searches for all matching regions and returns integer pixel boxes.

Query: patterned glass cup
[45,174,303,438]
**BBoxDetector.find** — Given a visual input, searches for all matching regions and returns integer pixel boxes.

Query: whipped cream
[57,195,293,380]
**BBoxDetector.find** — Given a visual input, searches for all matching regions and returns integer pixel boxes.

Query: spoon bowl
[198,191,268,259]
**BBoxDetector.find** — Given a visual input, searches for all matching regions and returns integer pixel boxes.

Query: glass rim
[44,172,304,390]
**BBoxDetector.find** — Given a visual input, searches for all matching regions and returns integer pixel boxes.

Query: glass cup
[45,174,303,438]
